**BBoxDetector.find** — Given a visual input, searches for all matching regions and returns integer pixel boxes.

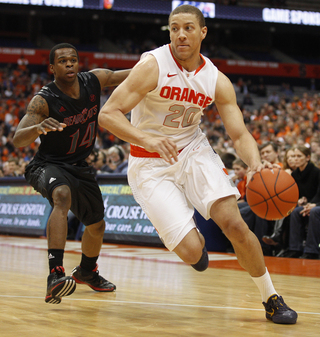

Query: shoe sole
[72,275,116,292]
[45,278,76,304]
[267,315,298,324]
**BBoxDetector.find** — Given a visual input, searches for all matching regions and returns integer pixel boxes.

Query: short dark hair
[259,141,278,153]
[220,152,237,169]
[49,43,79,65]
[233,158,248,169]
[169,5,206,28]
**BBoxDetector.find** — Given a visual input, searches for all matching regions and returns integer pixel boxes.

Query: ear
[49,64,54,74]
[201,26,207,40]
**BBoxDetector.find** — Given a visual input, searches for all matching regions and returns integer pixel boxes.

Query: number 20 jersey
[131,44,219,150]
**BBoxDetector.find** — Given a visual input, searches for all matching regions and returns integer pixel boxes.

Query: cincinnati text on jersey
[63,105,98,126]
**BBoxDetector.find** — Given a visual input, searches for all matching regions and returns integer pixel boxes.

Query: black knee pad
[191,246,209,272]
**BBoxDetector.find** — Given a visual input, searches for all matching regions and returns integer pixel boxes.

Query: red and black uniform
[25,72,104,226]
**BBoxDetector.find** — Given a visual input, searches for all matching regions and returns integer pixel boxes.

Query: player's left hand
[246,160,279,185]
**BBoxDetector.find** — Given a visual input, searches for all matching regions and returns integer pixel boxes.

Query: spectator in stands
[17,54,29,74]
[232,158,248,203]
[2,161,13,177]
[2,158,19,177]
[85,149,99,173]
[94,149,111,174]
[268,91,280,106]
[16,157,29,176]
[279,146,320,258]
[259,141,282,167]
[235,77,247,94]
[280,83,294,102]
[106,145,128,174]
[283,147,297,174]
[220,152,236,178]
[242,93,254,106]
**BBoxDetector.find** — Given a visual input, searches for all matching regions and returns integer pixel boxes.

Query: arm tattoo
[24,96,48,127]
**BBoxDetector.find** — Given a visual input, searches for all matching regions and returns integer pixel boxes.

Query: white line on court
[0,295,319,316]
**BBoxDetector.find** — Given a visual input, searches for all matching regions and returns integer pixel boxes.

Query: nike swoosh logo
[49,177,57,184]
[167,73,177,78]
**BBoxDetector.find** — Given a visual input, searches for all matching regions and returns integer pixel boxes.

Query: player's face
[169,13,207,64]
[260,144,278,164]
[50,48,79,83]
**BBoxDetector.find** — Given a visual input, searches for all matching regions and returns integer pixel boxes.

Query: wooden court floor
[1,235,319,337]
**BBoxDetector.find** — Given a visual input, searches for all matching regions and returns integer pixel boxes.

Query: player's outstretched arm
[98,56,178,164]
[91,68,131,88]
[13,95,66,148]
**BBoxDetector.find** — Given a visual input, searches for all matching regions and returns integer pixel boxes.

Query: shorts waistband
[130,144,184,158]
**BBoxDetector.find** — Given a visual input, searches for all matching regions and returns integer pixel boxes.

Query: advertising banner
[100,184,163,245]
[0,185,52,236]
[0,178,162,245]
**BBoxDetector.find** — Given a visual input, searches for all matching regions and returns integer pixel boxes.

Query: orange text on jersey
[160,86,213,108]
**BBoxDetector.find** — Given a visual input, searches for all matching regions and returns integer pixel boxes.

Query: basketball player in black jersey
[13,43,130,304]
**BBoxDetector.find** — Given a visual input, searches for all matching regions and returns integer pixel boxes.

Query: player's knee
[223,219,249,243]
[52,185,71,210]
[191,246,209,272]
[87,220,105,238]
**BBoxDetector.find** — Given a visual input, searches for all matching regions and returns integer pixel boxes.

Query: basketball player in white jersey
[98,5,297,324]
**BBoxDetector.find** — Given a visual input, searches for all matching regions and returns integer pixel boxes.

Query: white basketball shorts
[128,131,240,251]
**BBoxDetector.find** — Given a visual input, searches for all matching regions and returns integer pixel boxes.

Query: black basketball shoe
[71,264,116,292]
[45,266,76,304]
[263,294,298,324]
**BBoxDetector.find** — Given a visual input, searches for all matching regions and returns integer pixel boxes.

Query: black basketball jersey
[35,72,101,164]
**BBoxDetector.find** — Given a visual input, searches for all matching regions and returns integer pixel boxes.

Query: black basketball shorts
[25,160,104,226]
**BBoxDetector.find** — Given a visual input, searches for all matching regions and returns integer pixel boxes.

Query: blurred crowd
[1,58,320,179]
[201,80,320,169]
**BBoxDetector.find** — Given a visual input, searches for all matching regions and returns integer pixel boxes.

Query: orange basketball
[246,168,299,220]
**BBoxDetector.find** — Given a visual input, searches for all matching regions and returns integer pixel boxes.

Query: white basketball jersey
[131,44,219,150]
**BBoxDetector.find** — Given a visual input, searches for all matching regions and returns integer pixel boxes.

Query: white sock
[251,268,278,303]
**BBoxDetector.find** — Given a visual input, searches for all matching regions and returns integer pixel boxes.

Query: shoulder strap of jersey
[37,82,60,99]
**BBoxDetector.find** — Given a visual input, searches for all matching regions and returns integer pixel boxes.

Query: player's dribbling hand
[37,118,67,135]
[246,160,275,184]
[143,137,178,164]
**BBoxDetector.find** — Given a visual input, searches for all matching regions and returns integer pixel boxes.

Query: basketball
[246,168,299,220]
